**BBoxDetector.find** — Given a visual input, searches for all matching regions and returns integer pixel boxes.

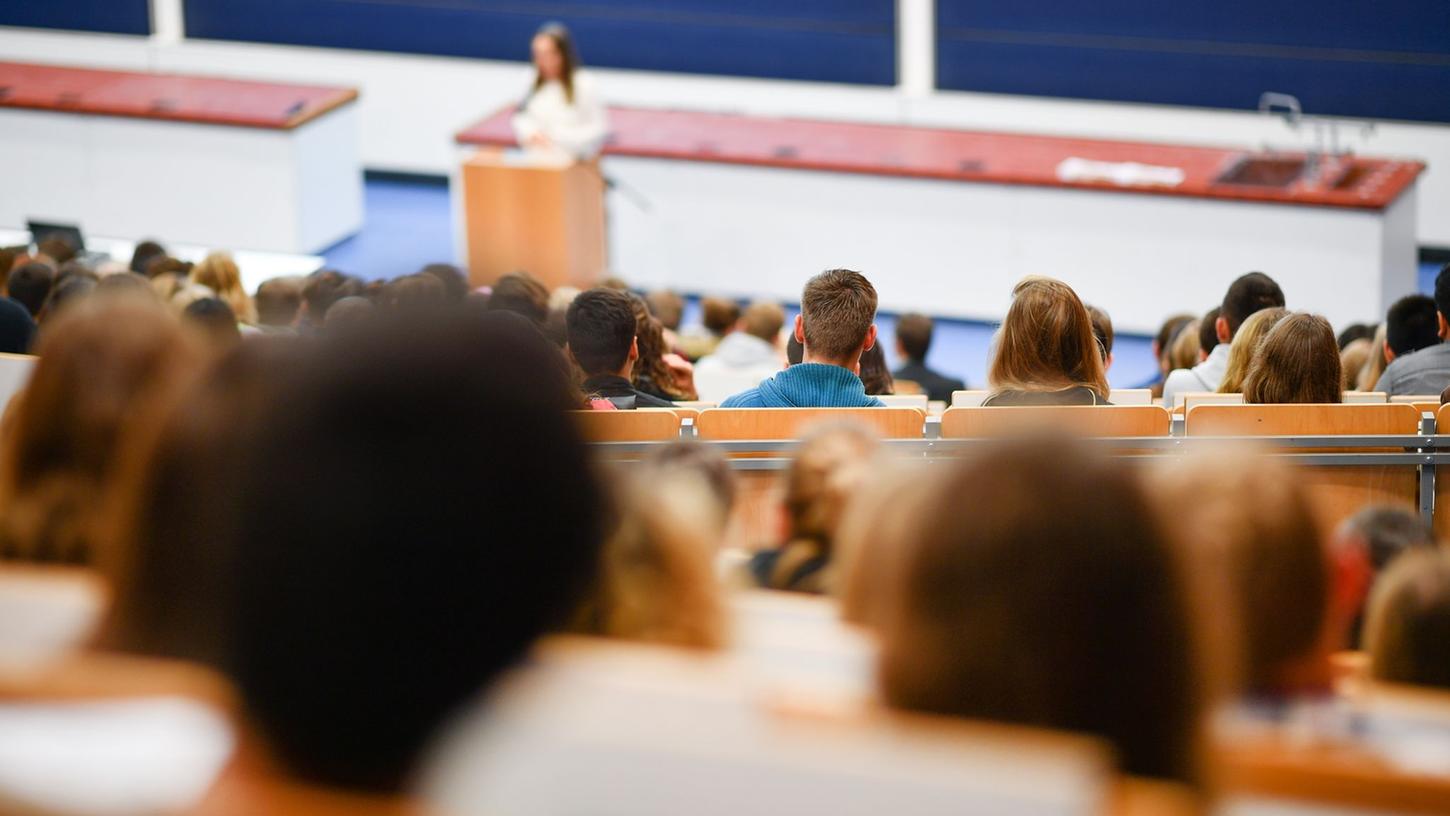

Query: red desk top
[457,106,1423,211]
[0,61,357,130]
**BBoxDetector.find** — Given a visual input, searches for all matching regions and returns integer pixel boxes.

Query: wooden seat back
[1188,403,1423,533]
[694,408,926,440]
[939,405,1172,439]
[572,409,682,442]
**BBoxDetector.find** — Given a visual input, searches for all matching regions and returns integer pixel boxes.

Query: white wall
[1,22,1447,246]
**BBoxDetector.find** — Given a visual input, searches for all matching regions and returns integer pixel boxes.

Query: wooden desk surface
[0,61,358,130]
[457,106,1422,211]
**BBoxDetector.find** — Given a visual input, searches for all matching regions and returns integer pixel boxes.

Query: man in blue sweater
[721,269,884,408]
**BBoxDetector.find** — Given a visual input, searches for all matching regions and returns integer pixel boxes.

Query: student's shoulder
[720,388,763,408]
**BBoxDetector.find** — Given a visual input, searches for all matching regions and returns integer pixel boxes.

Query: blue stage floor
[323,176,1445,391]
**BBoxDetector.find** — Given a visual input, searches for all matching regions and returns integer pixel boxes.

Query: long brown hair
[988,276,1110,400]
[1242,313,1342,404]
[0,296,202,565]
[629,295,695,401]
[877,438,1203,785]
[532,22,580,104]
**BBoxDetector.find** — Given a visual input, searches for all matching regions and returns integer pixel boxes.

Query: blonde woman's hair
[765,422,880,593]
[1357,323,1389,391]
[190,252,256,324]
[1167,318,1202,372]
[567,472,726,650]
[1217,307,1289,394]
[1339,337,1373,393]
[988,276,1110,399]
[1242,313,1342,404]
[1365,548,1450,691]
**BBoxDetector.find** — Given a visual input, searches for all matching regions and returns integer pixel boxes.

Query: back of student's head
[419,263,469,302]
[324,295,375,332]
[1434,263,1450,323]
[700,297,740,338]
[36,234,78,266]
[895,313,934,362]
[1242,313,1341,404]
[301,269,362,326]
[0,297,35,354]
[386,273,447,313]
[8,262,55,317]
[1221,272,1286,338]
[1339,337,1373,392]
[989,276,1108,398]
[182,297,242,351]
[645,290,684,331]
[636,440,736,539]
[486,271,550,325]
[1155,313,1196,361]
[190,252,255,324]
[800,269,877,363]
[101,338,299,667]
[767,423,879,593]
[0,297,201,564]
[1198,306,1222,357]
[1366,549,1450,691]
[878,438,1201,785]
[567,471,725,650]
[129,240,166,275]
[1151,452,1326,696]
[1217,307,1288,394]
[228,307,604,793]
[1168,319,1202,371]
[1338,323,1375,350]
[1339,505,1435,573]
[741,301,785,344]
[1086,305,1113,363]
[566,287,635,377]
[1386,294,1440,357]
[255,276,305,328]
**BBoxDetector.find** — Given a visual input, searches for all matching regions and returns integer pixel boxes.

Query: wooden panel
[457,106,1423,212]
[1190,404,1423,535]
[0,61,357,130]
[461,150,606,290]
[939,406,1171,438]
[1186,403,1421,437]
[1435,404,1450,541]
[694,408,925,440]
[572,409,681,443]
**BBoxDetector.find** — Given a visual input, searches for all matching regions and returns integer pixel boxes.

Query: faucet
[1258,92,1303,130]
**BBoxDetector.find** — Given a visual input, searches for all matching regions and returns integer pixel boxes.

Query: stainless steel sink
[1215,155,1307,188]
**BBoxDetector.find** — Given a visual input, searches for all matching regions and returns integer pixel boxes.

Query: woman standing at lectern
[512,23,609,160]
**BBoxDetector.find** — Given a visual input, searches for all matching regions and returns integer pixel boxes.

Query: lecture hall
[3,2,1450,814]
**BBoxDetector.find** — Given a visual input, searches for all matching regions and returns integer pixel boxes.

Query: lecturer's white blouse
[511,72,609,160]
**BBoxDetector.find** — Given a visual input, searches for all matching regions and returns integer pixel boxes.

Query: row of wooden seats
[578,403,1435,442]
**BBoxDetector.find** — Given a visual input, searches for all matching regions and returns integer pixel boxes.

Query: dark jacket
[981,386,1110,406]
[583,374,674,410]
[892,360,966,404]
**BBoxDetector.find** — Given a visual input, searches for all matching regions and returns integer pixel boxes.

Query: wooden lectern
[460,149,607,290]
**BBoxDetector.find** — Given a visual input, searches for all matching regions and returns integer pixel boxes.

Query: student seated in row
[983,276,1110,406]
[1375,267,1450,396]
[1162,271,1285,408]
[567,287,675,409]
[721,270,883,408]
[890,312,965,403]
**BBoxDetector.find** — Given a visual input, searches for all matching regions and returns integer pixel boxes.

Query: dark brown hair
[1086,304,1113,361]
[532,22,581,104]
[895,312,934,362]
[879,439,1202,785]
[487,271,549,325]
[629,295,694,401]
[800,269,877,363]
[1242,313,1342,404]
[858,342,894,395]
[700,296,740,338]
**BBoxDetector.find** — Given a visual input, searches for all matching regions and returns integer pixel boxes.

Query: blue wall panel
[937,0,1450,123]
[1,0,151,36]
[184,1,896,86]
